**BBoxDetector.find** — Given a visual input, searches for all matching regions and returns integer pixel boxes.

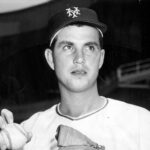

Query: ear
[44,48,54,70]
[99,49,105,69]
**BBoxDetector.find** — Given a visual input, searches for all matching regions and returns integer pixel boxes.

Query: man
[0,6,150,150]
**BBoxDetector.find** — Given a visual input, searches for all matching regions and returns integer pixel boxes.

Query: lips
[71,69,87,76]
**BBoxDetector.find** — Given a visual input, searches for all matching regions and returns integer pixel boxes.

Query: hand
[0,109,14,150]
[0,109,14,129]
[0,109,32,150]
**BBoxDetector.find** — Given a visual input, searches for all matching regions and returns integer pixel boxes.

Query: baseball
[0,123,29,149]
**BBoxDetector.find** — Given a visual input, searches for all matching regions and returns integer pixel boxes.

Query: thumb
[1,109,14,124]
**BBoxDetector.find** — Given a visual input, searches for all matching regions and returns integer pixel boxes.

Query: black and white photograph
[0,0,150,149]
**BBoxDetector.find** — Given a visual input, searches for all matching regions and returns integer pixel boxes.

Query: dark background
[0,0,150,122]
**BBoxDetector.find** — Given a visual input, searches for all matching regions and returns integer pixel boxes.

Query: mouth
[71,69,87,76]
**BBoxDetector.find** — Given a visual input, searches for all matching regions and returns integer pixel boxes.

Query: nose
[73,49,85,64]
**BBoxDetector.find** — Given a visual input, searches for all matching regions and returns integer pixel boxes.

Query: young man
[0,6,150,150]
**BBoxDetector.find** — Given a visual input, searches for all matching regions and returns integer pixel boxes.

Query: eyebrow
[57,41,73,48]
[85,42,100,49]
[56,41,100,49]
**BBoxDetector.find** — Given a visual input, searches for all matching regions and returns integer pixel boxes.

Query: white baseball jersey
[20,97,150,150]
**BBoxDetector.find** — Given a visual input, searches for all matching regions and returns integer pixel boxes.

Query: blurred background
[0,0,150,122]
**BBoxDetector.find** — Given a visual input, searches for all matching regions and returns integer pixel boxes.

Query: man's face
[45,25,105,93]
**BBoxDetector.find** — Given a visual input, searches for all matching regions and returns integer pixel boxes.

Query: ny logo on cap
[66,7,80,18]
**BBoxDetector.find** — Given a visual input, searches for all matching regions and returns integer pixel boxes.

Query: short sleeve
[21,112,41,133]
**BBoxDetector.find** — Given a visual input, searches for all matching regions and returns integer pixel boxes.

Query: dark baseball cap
[48,7,107,46]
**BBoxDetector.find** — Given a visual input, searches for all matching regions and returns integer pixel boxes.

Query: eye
[88,45,95,51]
[63,45,73,51]
[85,45,96,53]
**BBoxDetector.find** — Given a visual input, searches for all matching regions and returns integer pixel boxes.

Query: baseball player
[0,6,150,150]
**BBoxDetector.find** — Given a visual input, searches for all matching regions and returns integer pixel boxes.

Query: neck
[59,85,105,117]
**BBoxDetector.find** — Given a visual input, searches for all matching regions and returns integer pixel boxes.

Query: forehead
[56,25,100,44]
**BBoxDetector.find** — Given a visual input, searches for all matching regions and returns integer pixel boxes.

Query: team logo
[66,7,80,18]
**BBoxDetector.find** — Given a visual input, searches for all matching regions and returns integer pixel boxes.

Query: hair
[49,22,103,50]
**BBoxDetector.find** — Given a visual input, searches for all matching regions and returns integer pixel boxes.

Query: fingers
[0,109,14,150]
[1,145,7,150]
[0,133,7,150]
[26,132,32,142]
[1,109,14,124]
[0,109,14,129]
[0,116,7,129]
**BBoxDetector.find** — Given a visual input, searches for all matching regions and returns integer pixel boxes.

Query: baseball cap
[48,7,107,46]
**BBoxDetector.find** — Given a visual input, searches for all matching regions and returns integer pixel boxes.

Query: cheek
[53,55,69,72]
[88,54,101,68]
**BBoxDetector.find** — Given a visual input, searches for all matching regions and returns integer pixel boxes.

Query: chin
[67,81,93,93]
[59,76,97,92]
[68,86,89,93]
